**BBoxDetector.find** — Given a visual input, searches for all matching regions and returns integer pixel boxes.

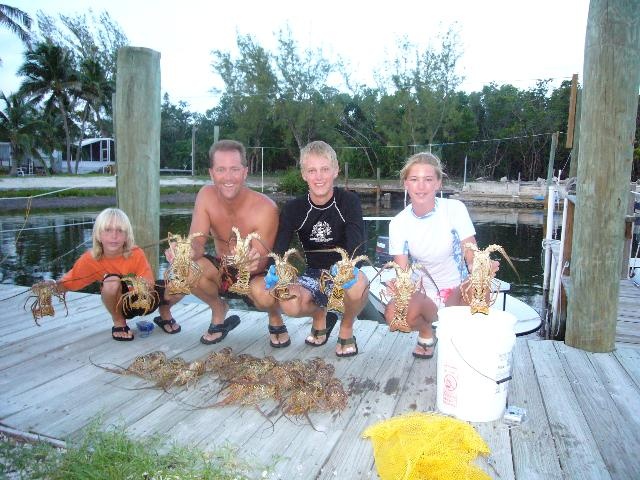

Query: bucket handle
[450,337,512,385]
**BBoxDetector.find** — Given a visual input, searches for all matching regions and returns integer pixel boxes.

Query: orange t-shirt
[60,246,154,291]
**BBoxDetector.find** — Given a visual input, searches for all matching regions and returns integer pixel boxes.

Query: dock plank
[1,285,640,479]
[508,338,563,479]
[528,341,611,479]
[555,342,640,478]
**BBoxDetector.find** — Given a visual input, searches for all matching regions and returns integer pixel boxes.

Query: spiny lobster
[164,232,204,295]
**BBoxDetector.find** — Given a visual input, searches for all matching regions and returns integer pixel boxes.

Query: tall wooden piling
[566,0,640,352]
[115,47,161,275]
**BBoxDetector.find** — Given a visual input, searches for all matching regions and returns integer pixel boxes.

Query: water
[0,205,548,310]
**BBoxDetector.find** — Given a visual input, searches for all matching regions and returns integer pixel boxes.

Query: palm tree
[18,41,80,173]
[0,4,32,64]
[73,57,114,173]
[0,91,49,175]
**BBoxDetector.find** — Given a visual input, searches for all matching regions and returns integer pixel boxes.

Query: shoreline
[0,175,547,211]
[0,191,545,212]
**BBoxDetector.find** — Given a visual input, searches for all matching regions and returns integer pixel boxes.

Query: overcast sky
[2,0,590,113]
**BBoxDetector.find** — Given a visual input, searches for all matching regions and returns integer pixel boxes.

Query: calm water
[0,205,549,311]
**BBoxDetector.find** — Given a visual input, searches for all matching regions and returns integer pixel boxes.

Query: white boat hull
[361,266,541,336]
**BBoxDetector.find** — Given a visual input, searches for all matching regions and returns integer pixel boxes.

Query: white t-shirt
[388,197,475,295]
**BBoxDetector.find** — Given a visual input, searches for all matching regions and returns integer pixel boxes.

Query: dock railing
[543,182,637,339]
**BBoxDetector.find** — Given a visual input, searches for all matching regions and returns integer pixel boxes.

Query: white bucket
[435,306,516,422]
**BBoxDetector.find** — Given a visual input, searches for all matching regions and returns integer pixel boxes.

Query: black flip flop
[413,337,438,359]
[153,316,181,334]
[336,336,358,357]
[305,311,339,346]
[112,325,134,341]
[268,324,291,348]
[200,315,241,345]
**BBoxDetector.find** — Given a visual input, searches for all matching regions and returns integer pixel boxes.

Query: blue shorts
[298,268,334,308]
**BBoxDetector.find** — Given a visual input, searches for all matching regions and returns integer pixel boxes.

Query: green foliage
[277,167,307,194]
[15,13,640,181]
[0,421,259,479]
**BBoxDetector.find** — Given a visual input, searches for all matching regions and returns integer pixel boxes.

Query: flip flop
[268,324,291,348]
[153,316,181,334]
[413,337,438,359]
[336,336,358,357]
[200,315,241,345]
[112,325,134,341]
[305,311,339,347]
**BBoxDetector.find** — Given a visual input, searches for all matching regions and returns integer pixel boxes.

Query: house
[64,137,115,174]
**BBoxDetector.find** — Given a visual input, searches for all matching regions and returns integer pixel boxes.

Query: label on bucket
[494,352,513,393]
[442,364,458,407]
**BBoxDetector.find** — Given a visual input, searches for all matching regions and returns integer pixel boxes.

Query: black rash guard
[274,187,367,270]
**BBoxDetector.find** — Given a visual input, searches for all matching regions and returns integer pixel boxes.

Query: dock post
[344,163,349,190]
[376,167,381,208]
[115,47,161,275]
[541,186,556,337]
[565,0,640,352]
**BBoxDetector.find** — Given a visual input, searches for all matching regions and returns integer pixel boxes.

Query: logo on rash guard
[310,221,332,243]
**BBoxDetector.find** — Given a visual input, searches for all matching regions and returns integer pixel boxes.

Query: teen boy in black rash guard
[269,140,369,357]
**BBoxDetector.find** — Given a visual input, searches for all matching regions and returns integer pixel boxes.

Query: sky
[1,0,591,114]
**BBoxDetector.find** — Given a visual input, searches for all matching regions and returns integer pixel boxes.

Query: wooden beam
[566,0,640,352]
[114,47,161,275]
[566,74,579,149]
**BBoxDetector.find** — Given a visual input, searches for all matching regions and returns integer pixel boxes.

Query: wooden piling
[114,47,161,275]
[565,0,640,352]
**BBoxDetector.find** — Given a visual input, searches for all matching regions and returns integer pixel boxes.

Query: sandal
[413,337,438,359]
[268,324,291,348]
[200,315,241,345]
[153,316,181,334]
[336,336,358,357]
[305,311,339,346]
[112,325,134,341]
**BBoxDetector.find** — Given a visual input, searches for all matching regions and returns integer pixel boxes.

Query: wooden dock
[1,284,639,479]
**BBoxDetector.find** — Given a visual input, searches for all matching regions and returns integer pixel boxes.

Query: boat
[361,265,542,336]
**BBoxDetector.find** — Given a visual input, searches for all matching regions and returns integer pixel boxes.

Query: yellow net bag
[362,412,491,480]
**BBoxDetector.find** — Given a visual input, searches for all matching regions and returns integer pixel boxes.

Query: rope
[0,221,94,234]
[0,180,105,201]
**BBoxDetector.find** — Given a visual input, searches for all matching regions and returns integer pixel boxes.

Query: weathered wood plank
[529,341,611,479]
[1,286,640,479]
[316,330,416,480]
[508,338,563,479]
[614,346,640,389]
[555,342,640,478]
[391,336,437,413]
[1,308,259,437]
[588,349,640,437]
[240,322,389,479]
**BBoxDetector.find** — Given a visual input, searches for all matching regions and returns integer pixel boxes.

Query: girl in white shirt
[385,152,490,359]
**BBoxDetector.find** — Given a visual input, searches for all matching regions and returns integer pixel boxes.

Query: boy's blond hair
[300,140,339,171]
[91,208,135,259]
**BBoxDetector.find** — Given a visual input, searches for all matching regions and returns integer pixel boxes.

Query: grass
[0,420,266,480]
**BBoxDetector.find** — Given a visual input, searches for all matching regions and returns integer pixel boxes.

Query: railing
[542,184,637,338]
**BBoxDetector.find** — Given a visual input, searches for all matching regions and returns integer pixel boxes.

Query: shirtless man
[185,140,285,345]
[255,140,369,356]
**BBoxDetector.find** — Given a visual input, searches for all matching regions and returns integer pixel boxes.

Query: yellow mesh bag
[362,412,491,480]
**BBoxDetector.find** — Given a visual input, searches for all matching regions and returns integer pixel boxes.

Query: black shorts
[202,254,257,307]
